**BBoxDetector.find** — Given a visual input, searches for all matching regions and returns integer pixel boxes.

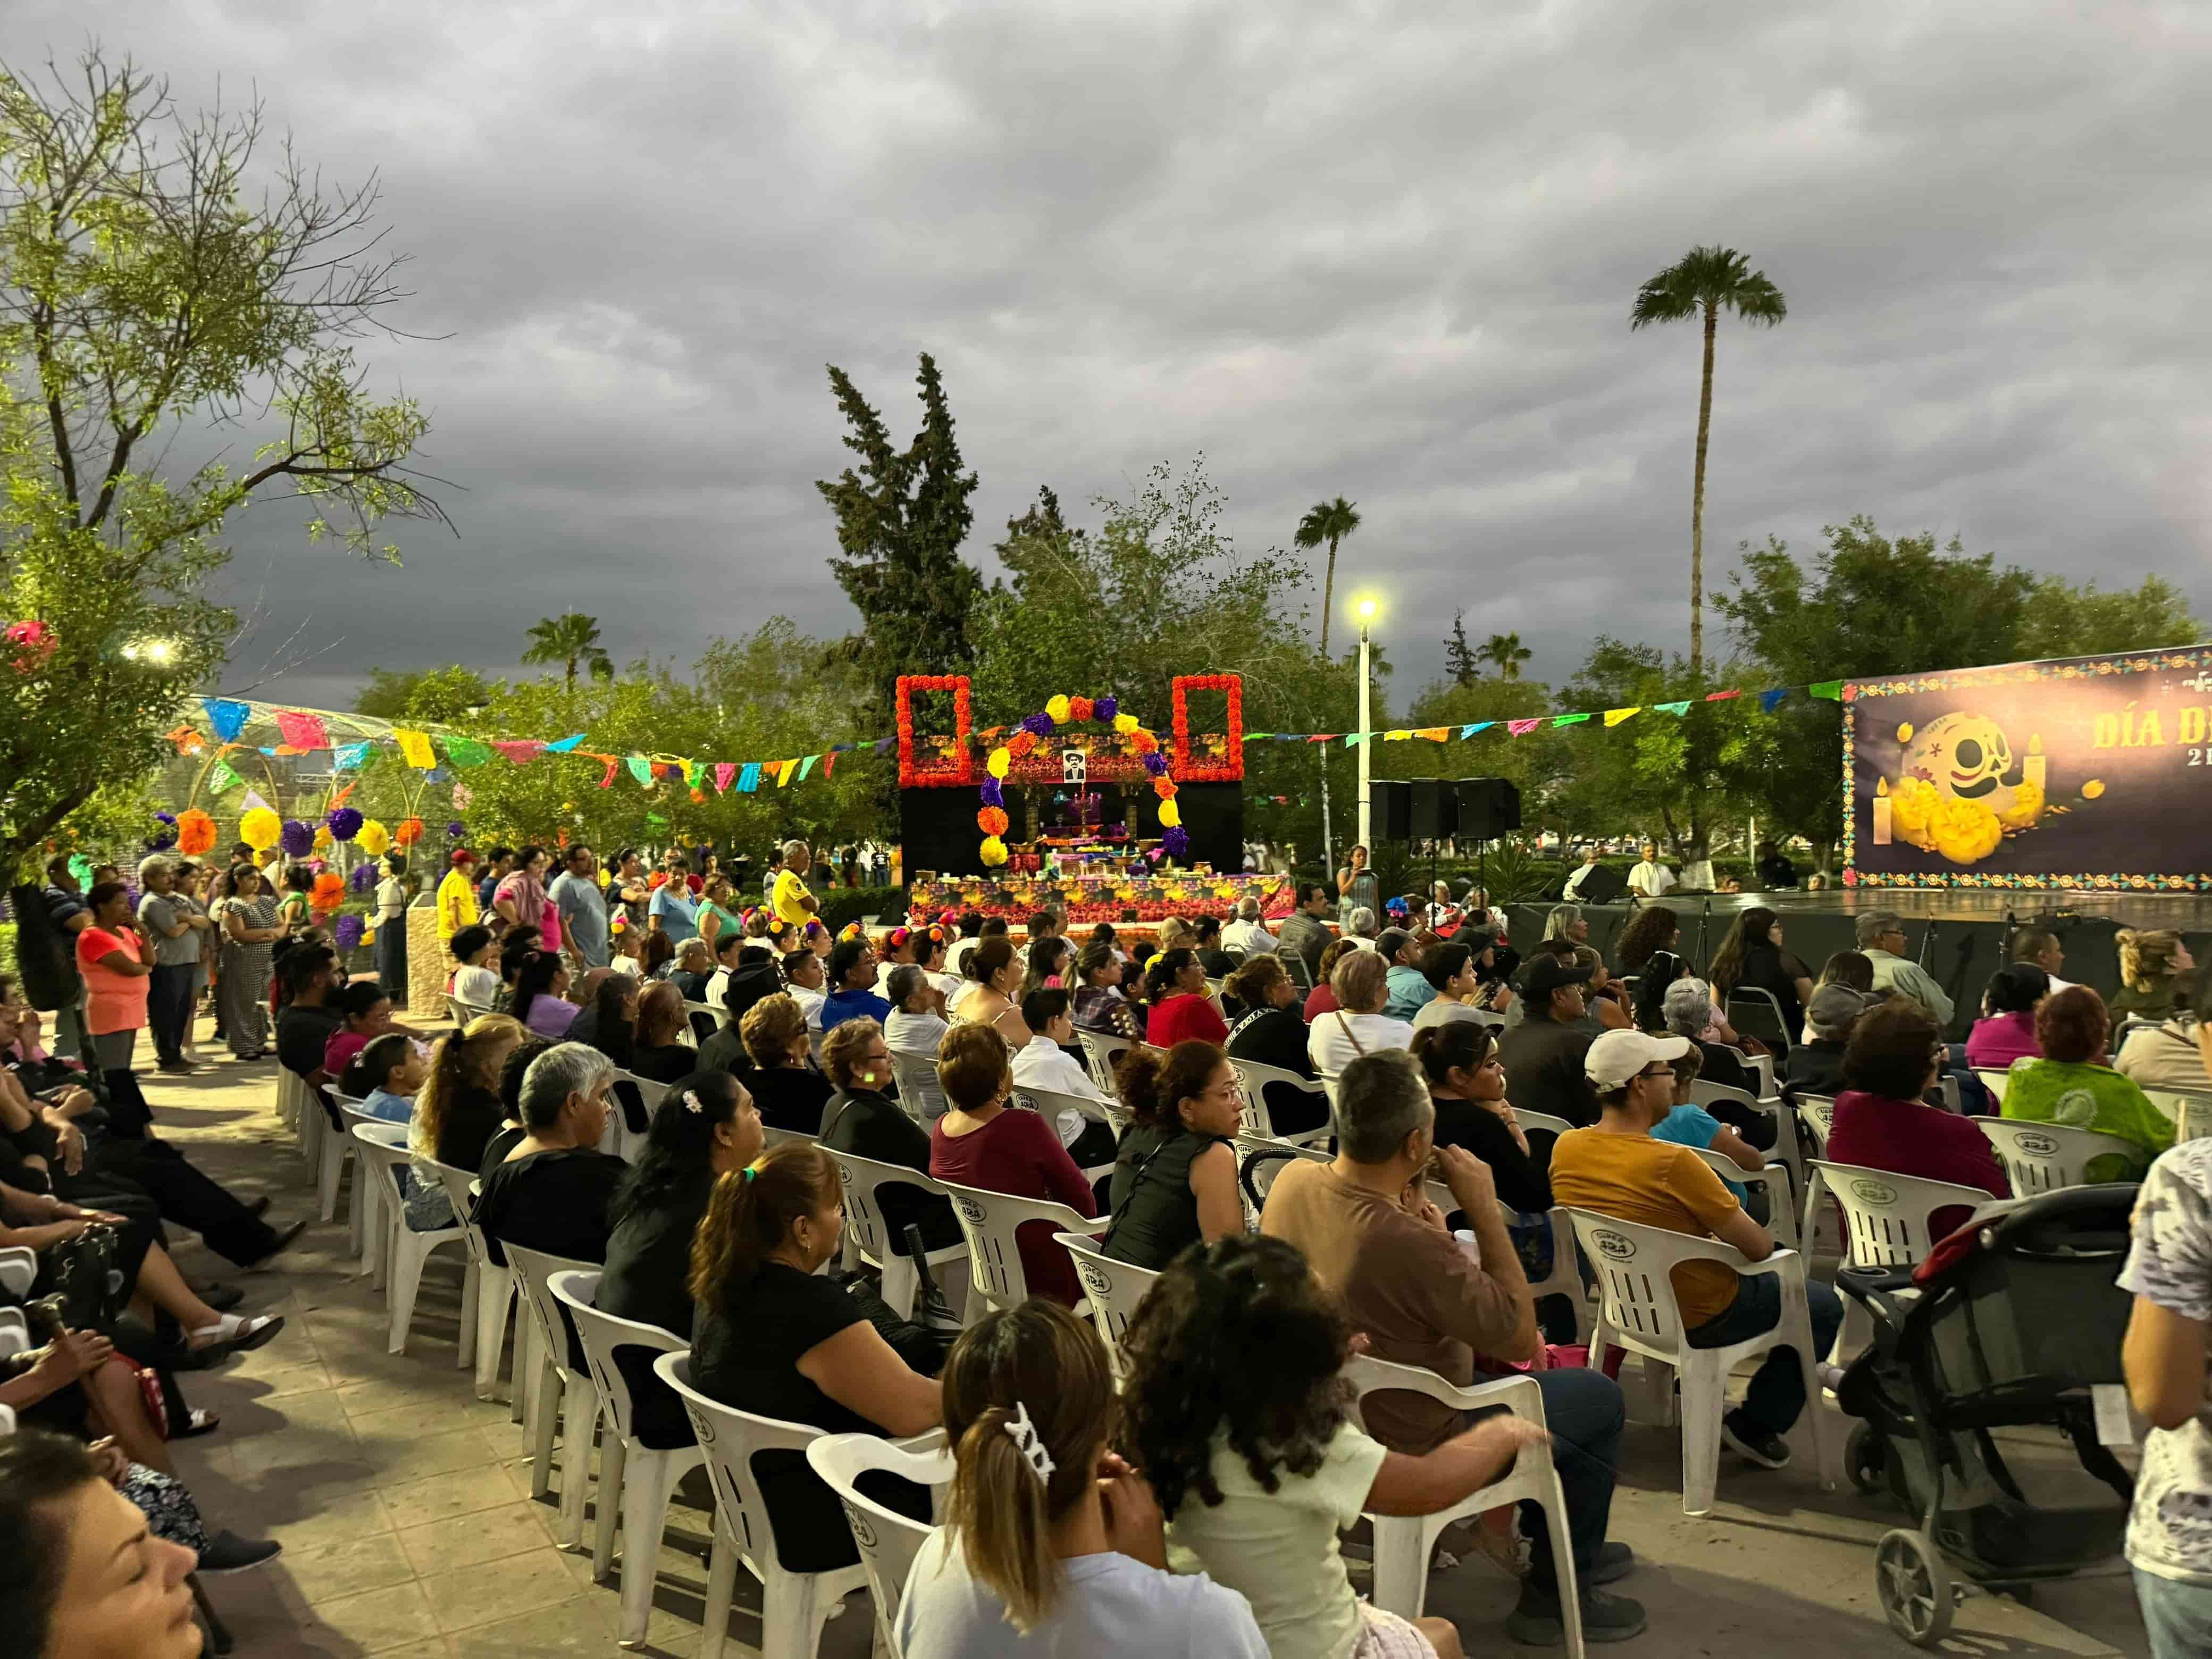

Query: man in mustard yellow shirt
[770,839,819,925]
[436,848,481,945]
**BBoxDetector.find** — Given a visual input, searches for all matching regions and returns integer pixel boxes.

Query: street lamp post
[1356,599,1377,850]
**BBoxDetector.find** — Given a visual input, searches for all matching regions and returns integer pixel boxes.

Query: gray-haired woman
[212,864,282,1060]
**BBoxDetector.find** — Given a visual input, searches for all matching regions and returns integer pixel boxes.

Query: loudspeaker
[1408,779,1458,841]
[1573,864,1628,906]
[1369,780,1412,842]
[1455,777,1522,837]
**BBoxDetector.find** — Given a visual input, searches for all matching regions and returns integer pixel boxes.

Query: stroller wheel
[1845,1421,1886,1497]
[1876,1529,1956,1646]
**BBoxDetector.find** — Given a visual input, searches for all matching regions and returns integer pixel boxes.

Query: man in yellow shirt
[436,849,481,945]
[770,839,819,925]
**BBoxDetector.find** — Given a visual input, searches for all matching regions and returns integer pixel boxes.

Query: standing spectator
[37,856,95,1063]
[2119,1138,2212,1657]
[211,864,281,1061]
[1854,912,1955,1026]
[74,883,153,1126]
[493,847,561,956]
[1336,844,1382,926]
[549,844,610,971]
[436,849,480,947]
[648,858,699,945]
[476,847,515,916]
[135,858,208,1075]
[770,839,820,924]
[1627,841,1675,898]
[1755,840,1798,890]
[370,851,412,1007]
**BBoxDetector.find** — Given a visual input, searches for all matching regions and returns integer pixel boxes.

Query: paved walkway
[139,1021,2150,1657]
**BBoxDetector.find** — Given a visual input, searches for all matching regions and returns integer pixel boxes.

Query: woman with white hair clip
[1658,978,1774,1149]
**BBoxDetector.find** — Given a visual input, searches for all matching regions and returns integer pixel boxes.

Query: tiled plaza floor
[139,1017,2150,1657]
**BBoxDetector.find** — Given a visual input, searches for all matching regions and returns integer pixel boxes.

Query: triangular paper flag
[1384,730,1411,742]
[493,740,544,765]
[1553,713,1592,728]
[1416,727,1450,742]
[1654,700,1691,717]
[738,763,762,793]
[1757,688,1789,713]
[1308,734,1336,743]
[241,789,270,811]
[395,729,437,768]
[445,737,491,767]
[332,741,369,770]
[823,752,837,777]
[274,710,329,750]
[625,756,652,784]
[330,782,357,808]
[1703,689,1741,702]
[208,760,241,794]
[1604,707,1640,727]
[874,736,895,755]
[799,755,819,780]
[714,763,736,793]
[775,759,798,787]
[1461,723,1494,738]
[1245,731,1273,741]
[1343,733,1367,747]
[597,756,618,788]
[1809,680,1844,701]
[545,733,586,753]
[1506,719,1541,736]
[201,698,250,742]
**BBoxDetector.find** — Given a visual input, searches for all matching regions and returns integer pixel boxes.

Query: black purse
[32,1222,125,1333]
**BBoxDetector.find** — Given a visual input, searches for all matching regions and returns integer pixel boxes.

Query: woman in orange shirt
[74,883,153,1123]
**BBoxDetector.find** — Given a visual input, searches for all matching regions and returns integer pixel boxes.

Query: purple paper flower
[1142,750,1169,776]
[979,777,1003,808]
[1161,826,1190,859]
[147,812,178,852]
[333,914,364,952]
[447,820,465,838]
[349,861,378,893]
[1021,712,1055,737]
[280,819,315,857]
[326,806,363,841]
[1095,695,1118,722]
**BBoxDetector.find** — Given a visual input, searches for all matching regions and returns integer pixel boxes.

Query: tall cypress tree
[816,354,984,715]
[1444,610,1481,688]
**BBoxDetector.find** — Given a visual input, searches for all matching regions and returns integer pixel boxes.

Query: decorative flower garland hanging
[976,693,1190,867]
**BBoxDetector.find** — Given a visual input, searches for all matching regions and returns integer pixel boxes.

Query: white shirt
[925,969,962,1006]
[1012,1034,1108,1147]
[1628,859,1675,898]
[1220,918,1276,958]
[452,965,500,1007]
[885,1009,952,1118]
[946,937,980,977]
[789,985,826,1033]
[1307,1009,1415,1076]
[1563,863,1601,900]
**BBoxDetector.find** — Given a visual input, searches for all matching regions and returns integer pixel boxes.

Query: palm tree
[1630,245,1787,674]
[1294,496,1362,655]
[1482,632,1532,680]
[521,612,614,690]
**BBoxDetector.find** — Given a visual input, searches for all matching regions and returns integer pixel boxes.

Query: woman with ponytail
[688,1141,942,1570]
[1100,1042,1243,1270]
[897,1300,1268,1658]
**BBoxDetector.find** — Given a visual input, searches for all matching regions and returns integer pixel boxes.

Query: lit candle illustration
[2023,732,2045,791]
[1872,776,1892,845]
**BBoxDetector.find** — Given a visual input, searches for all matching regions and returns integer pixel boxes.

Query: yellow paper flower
[238,808,281,851]
[313,825,333,851]
[356,819,391,857]
[1157,800,1182,828]
[1113,714,1138,735]
[1045,695,1071,723]
[986,747,1010,780]
[979,836,1008,867]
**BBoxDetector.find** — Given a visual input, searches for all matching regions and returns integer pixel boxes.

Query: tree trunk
[1319,535,1338,657]
[1690,303,1716,675]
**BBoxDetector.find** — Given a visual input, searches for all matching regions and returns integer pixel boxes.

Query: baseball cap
[1585,1028,1693,1091]
[1516,954,1594,1000]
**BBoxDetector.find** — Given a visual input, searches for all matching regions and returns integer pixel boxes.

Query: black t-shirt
[473,1146,626,1269]
[1785,1040,1847,1100]
[1101,1124,1227,1271]
[478,1125,526,1186]
[818,1090,962,1255]
[1731,943,1807,1040]
[749,1066,834,1134]
[697,1026,750,1077]
[1224,1004,1328,1137]
[1429,1096,1552,1213]
[1496,1016,1601,1127]
[692,1262,886,1572]
[275,1003,343,1078]
[434,1083,510,1175]
[1197,948,1237,979]
[629,1044,695,1085]
[598,1183,710,1450]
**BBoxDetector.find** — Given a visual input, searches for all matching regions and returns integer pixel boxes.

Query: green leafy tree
[1630,245,1788,673]
[520,613,614,691]
[1444,611,1480,688]
[816,353,983,715]
[1481,632,1533,680]
[0,49,438,877]
[2015,573,2201,660]
[1293,496,1361,655]
[355,664,498,723]
[1555,639,1749,856]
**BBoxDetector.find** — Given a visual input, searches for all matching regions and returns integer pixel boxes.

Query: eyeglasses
[1634,1065,1674,1081]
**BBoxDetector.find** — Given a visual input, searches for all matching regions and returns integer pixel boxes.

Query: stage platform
[1638,886,2212,928]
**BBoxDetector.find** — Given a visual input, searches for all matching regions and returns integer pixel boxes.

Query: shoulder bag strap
[1334,1010,1367,1055]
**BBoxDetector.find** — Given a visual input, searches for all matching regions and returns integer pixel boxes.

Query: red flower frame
[896,675,975,787]
[1171,674,1244,781]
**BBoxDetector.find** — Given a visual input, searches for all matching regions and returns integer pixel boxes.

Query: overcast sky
[10,1,2209,715]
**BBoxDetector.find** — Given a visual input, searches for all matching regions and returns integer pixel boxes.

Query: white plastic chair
[1518,1206,1590,1343]
[274,1063,311,1136]
[1346,1354,1583,1648]
[1565,1208,1833,1515]
[1234,1133,1332,1208]
[548,1269,698,1643]
[655,1352,869,1659]
[1515,1109,1576,1148]
[1073,1028,1135,1093]
[1225,1057,1333,1146]
[934,1179,1103,1315]
[503,1243,604,1548]
[1691,1148,1800,1253]
[1054,1231,1160,1370]
[428,1159,518,1404]
[1975,1118,2143,1194]
[0,1246,35,1300]
[2146,1086,2212,1142]
[1804,1159,1996,1364]
[822,1147,967,1320]
[1017,1084,1127,1177]
[1691,1079,1796,1186]
[332,1096,383,1263]
[350,1123,478,1369]
[805,1434,955,1659]
[1971,1067,2013,1107]
[608,1070,665,1162]
[886,1049,944,1124]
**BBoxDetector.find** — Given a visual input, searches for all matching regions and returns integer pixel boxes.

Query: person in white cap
[1549,1028,1843,1475]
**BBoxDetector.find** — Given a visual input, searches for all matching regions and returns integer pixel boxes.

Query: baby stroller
[1832,1184,2137,1645]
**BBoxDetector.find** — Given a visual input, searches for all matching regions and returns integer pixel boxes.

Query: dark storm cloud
[9,0,2208,713]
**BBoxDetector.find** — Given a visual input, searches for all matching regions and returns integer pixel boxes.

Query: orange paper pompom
[1132,730,1159,755]
[1007,731,1037,758]
[394,817,425,847]
[1153,777,1178,799]
[311,872,345,909]
[1068,696,1094,723]
[177,809,216,856]
[977,807,1009,835]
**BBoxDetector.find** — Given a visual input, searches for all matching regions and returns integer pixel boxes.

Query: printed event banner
[1843,644,2212,892]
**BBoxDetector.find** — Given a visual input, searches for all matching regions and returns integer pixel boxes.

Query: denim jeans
[146,963,197,1065]
[1686,1270,1845,1434]
[2135,1568,2212,1659]
[1473,1364,1623,1597]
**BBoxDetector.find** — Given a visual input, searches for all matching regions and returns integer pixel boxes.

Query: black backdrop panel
[901,787,986,878]
[1158,782,1244,873]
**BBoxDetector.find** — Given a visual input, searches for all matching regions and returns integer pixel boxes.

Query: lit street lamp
[1356,598,1378,850]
